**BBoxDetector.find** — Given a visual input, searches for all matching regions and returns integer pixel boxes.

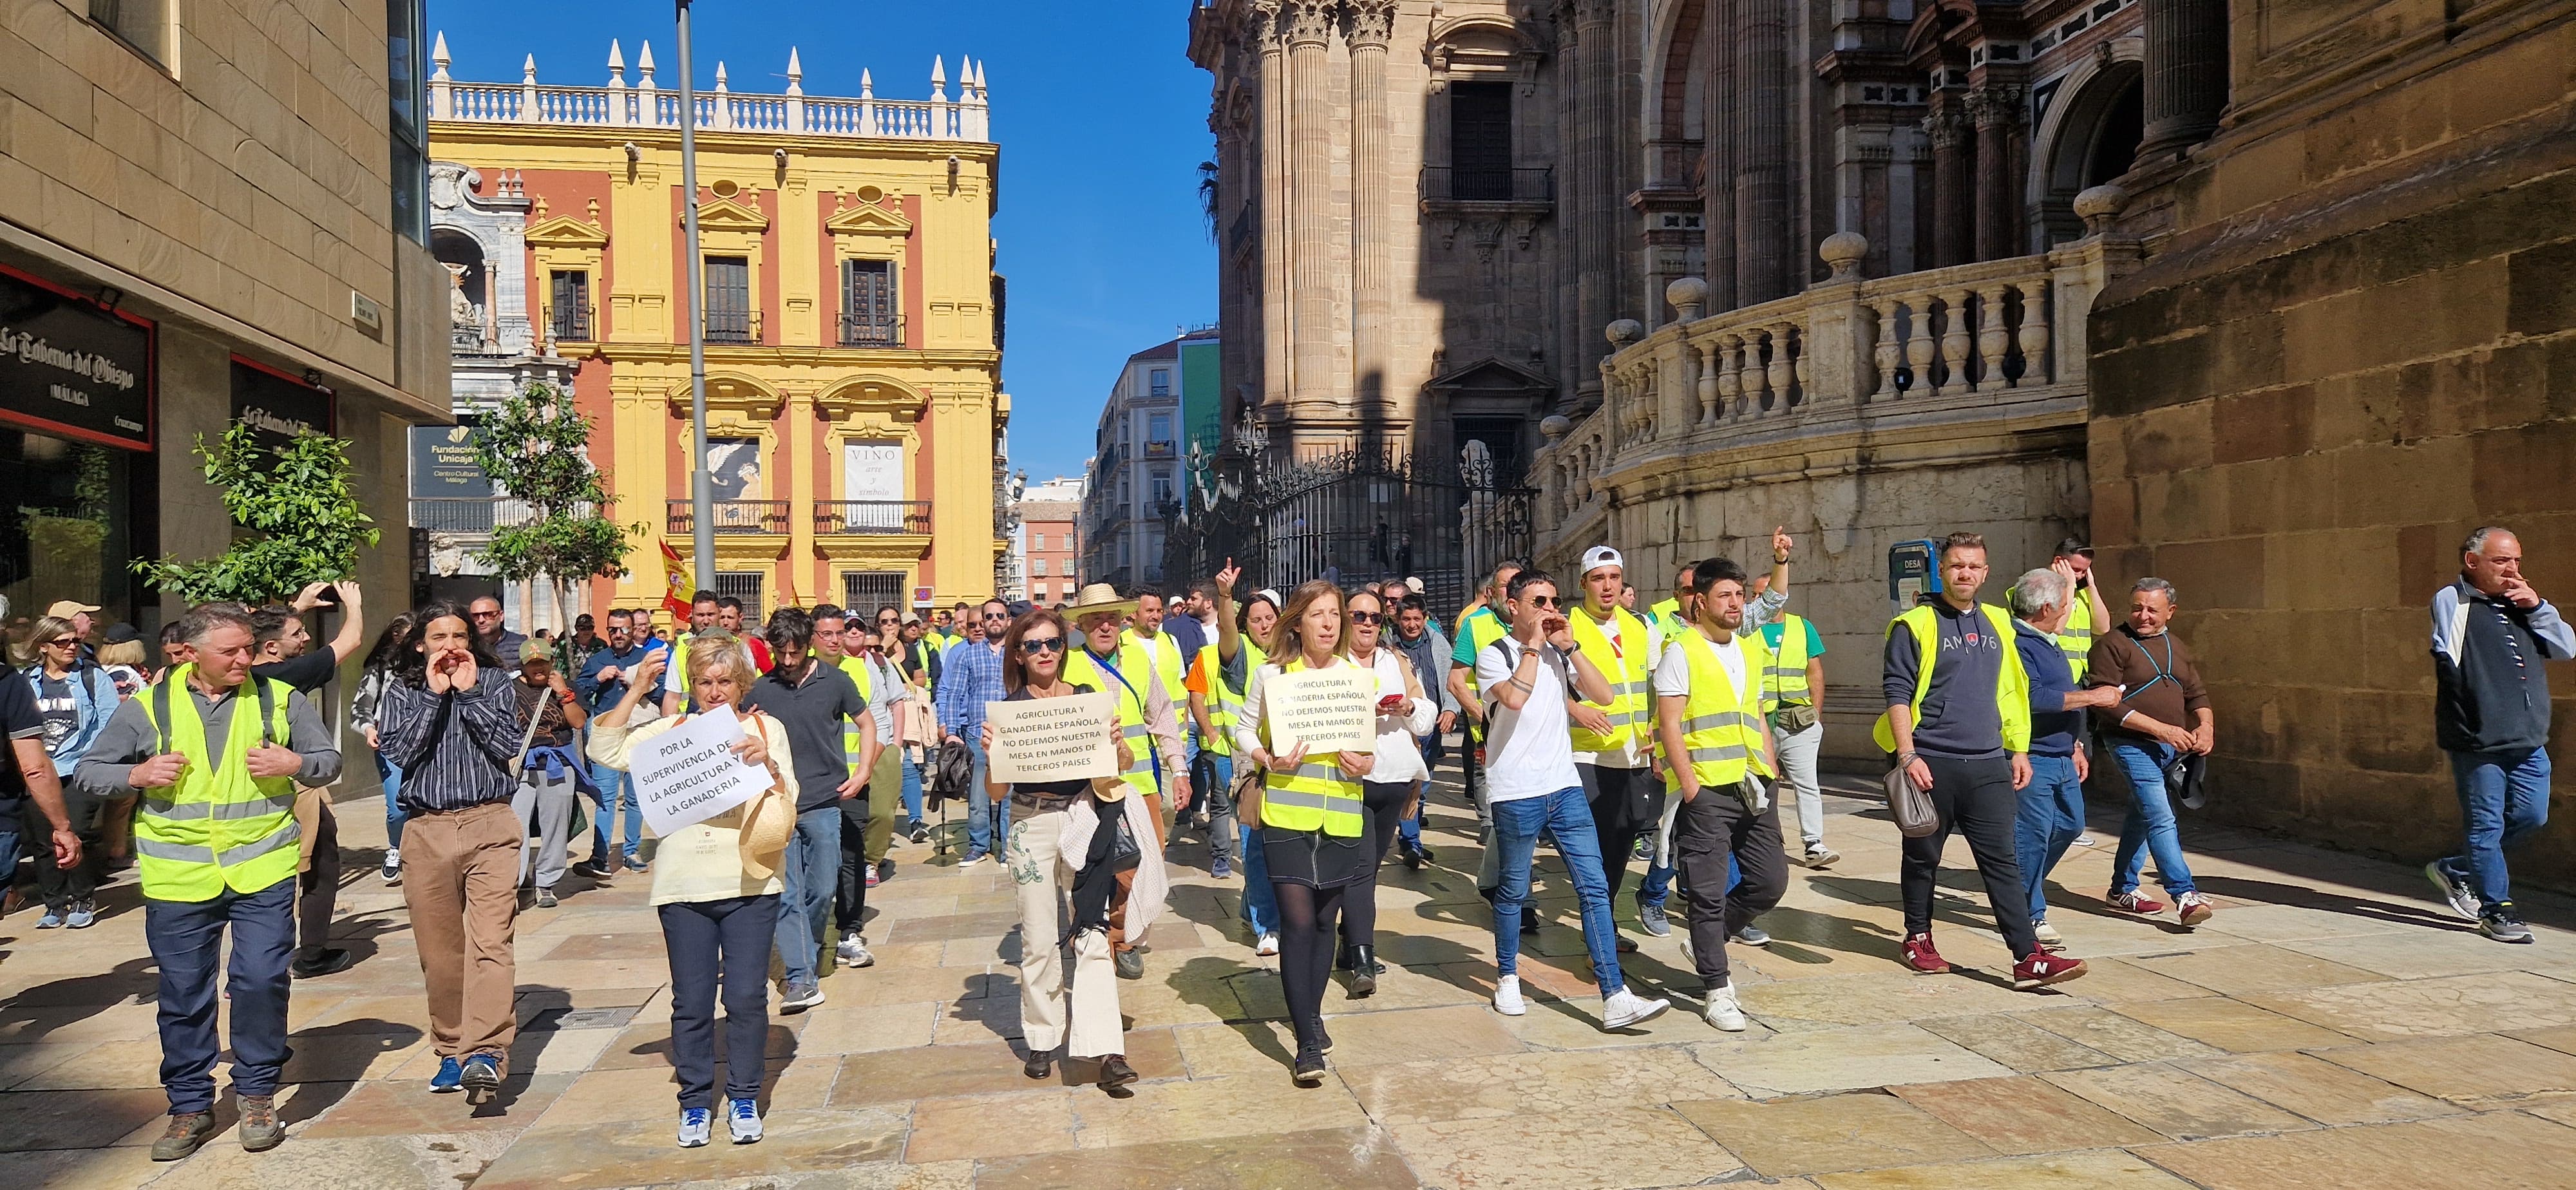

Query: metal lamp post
[676,0,715,588]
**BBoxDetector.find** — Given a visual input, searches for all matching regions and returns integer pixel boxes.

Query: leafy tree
[137,423,379,605]
[469,381,643,624]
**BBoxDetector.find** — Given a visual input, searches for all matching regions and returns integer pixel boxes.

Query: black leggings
[1272,881,1350,1048]
[1343,781,1411,949]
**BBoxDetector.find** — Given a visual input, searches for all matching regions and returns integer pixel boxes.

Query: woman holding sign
[984,608,1154,1090]
[1336,587,1437,998]
[587,638,798,1148]
[1232,581,1376,1086]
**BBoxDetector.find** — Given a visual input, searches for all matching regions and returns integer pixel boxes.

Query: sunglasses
[1347,610,1382,625]
[470,610,503,619]
[983,611,1010,621]
[1019,636,1065,655]
[1524,594,1561,609]
[39,638,74,648]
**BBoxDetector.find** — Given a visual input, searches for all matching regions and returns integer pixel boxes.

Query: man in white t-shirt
[1653,557,1788,1031]
[1477,569,1672,1032]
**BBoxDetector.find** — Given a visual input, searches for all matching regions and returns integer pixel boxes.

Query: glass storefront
[0,428,156,643]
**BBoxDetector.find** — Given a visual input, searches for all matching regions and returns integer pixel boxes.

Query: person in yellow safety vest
[1233,580,1379,1086]
[1208,561,1283,950]
[667,590,723,713]
[813,608,893,971]
[1649,560,1696,639]
[1651,556,1787,1032]
[1753,576,1837,870]
[1875,531,2088,993]
[2050,538,2108,681]
[1063,583,1187,981]
[71,606,343,1160]
[1445,560,1521,896]
[1122,591,1189,821]
[1565,546,1666,947]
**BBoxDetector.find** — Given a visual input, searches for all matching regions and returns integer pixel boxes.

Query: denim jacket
[21,663,116,769]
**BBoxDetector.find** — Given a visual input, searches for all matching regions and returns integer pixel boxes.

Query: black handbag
[1102,798,1143,873]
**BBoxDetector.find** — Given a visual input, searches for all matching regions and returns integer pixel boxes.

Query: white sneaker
[837,933,875,968]
[726,1097,762,1144]
[1255,933,1280,957]
[2031,920,2063,945]
[2071,834,2096,847]
[1703,984,1747,1032]
[1492,974,1527,1016]
[1601,987,1671,1031]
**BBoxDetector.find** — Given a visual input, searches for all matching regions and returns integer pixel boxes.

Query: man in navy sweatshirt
[2428,527,2573,943]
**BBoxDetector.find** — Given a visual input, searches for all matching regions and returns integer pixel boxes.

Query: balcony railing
[547,303,594,343]
[1421,165,1555,205]
[1533,211,2141,560]
[428,38,992,142]
[667,500,789,534]
[704,309,761,345]
[815,500,932,535]
[411,498,545,533]
[838,314,904,348]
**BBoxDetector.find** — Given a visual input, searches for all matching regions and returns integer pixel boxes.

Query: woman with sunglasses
[986,608,1150,1089]
[1335,587,1435,996]
[19,615,120,927]
[1233,580,1376,1085]
[1209,563,1283,954]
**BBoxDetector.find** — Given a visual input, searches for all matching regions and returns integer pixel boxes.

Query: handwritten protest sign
[986,692,1119,783]
[1263,668,1378,753]
[632,704,773,836]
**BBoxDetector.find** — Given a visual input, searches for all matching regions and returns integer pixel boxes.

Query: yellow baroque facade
[425,37,1005,620]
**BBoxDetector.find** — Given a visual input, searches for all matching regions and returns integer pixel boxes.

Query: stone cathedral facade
[1196,0,2576,887]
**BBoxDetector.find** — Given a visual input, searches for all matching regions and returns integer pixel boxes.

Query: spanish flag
[660,540,694,619]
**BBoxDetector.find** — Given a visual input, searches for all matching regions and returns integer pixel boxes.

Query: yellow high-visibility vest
[1567,605,1654,754]
[837,656,875,777]
[1764,612,1815,710]
[1458,607,1507,743]
[1871,603,2032,753]
[1122,628,1185,709]
[133,668,301,902]
[2060,589,2096,681]
[1665,630,1776,792]
[1257,655,1363,836]
[1064,646,1157,798]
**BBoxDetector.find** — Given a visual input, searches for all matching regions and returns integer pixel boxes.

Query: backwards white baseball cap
[1580,545,1625,576]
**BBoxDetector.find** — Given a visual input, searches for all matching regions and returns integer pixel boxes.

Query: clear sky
[425,0,1217,486]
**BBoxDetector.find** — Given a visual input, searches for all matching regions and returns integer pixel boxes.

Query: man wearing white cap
[1566,546,1663,953]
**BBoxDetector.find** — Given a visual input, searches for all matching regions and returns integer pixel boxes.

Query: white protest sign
[1262,667,1378,753]
[986,692,1119,784]
[631,703,773,836]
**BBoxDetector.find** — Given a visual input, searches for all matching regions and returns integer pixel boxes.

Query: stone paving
[6,775,2576,1189]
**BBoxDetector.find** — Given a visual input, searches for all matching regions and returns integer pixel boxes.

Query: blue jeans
[146,878,295,1114]
[2015,753,2086,925]
[900,753,925,828]
[1640,851,1738,907]
[2444,748,2552,911]
[1397,735,1437,850]
[1238,815,1280,938]
[377,751,409,849]
[587,760,644,862]
[2109,742,2196,898]
[773,805,842,987]
[1490,786,1625,996]
[962,736,1007,860]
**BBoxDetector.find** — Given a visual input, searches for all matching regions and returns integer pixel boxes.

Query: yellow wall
[427,118,1005,617]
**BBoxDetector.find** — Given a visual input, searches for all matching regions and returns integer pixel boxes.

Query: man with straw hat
[1061,583,1186,980]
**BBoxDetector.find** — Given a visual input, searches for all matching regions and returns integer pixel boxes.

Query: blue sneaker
[429,1056,464,1093]
[726,1097,762,1144]
[676,1107,712,1148]
[64,899,97,929]
[460,1053,503,1102]
[35,907,64,929]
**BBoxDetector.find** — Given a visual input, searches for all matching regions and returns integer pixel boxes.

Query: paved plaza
[6,778,2576,1189]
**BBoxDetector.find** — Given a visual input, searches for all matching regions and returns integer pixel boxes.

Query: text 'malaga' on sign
[985,692,1119,784]
[631,703,774,836]
[1263,668,1378,754]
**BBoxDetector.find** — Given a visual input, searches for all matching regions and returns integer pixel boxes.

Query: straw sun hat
[1063,583,1136,621]
[730,712,795,878]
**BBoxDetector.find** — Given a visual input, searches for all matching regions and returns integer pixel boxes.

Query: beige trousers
[401,800,522,1059]
[1009,808,1121,1059]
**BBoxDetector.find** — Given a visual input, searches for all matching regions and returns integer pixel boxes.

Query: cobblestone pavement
[6,775,2576,1189]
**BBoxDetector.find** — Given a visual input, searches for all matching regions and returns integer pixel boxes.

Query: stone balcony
[1533,187,2143,564]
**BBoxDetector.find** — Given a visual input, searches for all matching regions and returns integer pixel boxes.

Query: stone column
[1249,3,1291,411]
[1925,103,1973,268]
[1697,0,1737,312]
[1348,1,1396,422]
[2139,0,2228,157]
[1570,0,1621,402]
[1284,0,1338,417]
[1967,85,2024,261]
[1734,0,1794,303]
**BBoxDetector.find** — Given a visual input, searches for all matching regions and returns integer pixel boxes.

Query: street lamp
[676,0,715,587]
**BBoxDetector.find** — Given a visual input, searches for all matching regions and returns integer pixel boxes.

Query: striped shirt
[378,668,523,813]
[934,638,1006,737]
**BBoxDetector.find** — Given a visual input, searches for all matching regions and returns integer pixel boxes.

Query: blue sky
[426,0,1217,484]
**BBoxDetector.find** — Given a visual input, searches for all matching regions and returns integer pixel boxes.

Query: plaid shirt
[935,637,1006,737]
